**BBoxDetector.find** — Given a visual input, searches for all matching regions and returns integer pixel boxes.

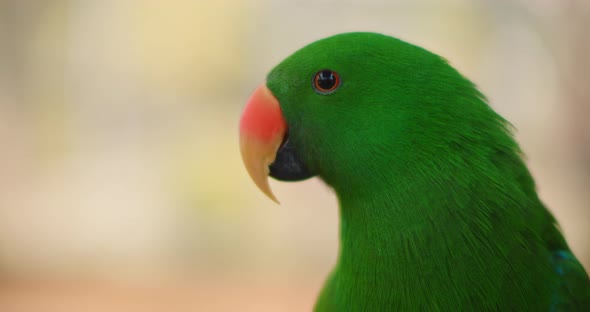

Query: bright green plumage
[265,32,589,311]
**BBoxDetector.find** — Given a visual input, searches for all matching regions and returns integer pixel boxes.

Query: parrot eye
[313,70,340,95]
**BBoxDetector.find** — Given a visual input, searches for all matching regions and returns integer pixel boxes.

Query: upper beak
[239,84,286,203]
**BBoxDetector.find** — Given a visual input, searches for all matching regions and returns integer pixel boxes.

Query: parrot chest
[314,201,557,311]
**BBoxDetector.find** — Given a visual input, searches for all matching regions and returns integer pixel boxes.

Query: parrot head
[240,32,508,202]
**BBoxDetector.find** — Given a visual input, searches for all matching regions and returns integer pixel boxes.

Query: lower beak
[239,84,286,203]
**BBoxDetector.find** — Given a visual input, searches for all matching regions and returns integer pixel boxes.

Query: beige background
[0,0,588,311]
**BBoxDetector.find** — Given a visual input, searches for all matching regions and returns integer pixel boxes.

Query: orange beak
[239,84,287,203]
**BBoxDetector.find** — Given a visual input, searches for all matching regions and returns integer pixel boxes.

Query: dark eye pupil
[312,69,340,95]
[317,70,336,90]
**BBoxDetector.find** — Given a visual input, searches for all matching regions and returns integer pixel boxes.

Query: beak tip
[269,195,281,205]
[256,174,281,204]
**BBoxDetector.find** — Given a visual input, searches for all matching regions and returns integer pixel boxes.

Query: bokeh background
[0,0,588,311]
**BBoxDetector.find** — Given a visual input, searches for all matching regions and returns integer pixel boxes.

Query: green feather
[266,32,589,311]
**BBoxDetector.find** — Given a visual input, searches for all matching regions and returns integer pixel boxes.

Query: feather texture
[265,32,590,311]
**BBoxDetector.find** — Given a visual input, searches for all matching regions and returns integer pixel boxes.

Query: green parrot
[239,32,590,311]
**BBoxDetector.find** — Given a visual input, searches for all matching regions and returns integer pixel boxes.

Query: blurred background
[0,0,588,311]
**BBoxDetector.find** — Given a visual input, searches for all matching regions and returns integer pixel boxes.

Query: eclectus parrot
[239,32,590,311]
